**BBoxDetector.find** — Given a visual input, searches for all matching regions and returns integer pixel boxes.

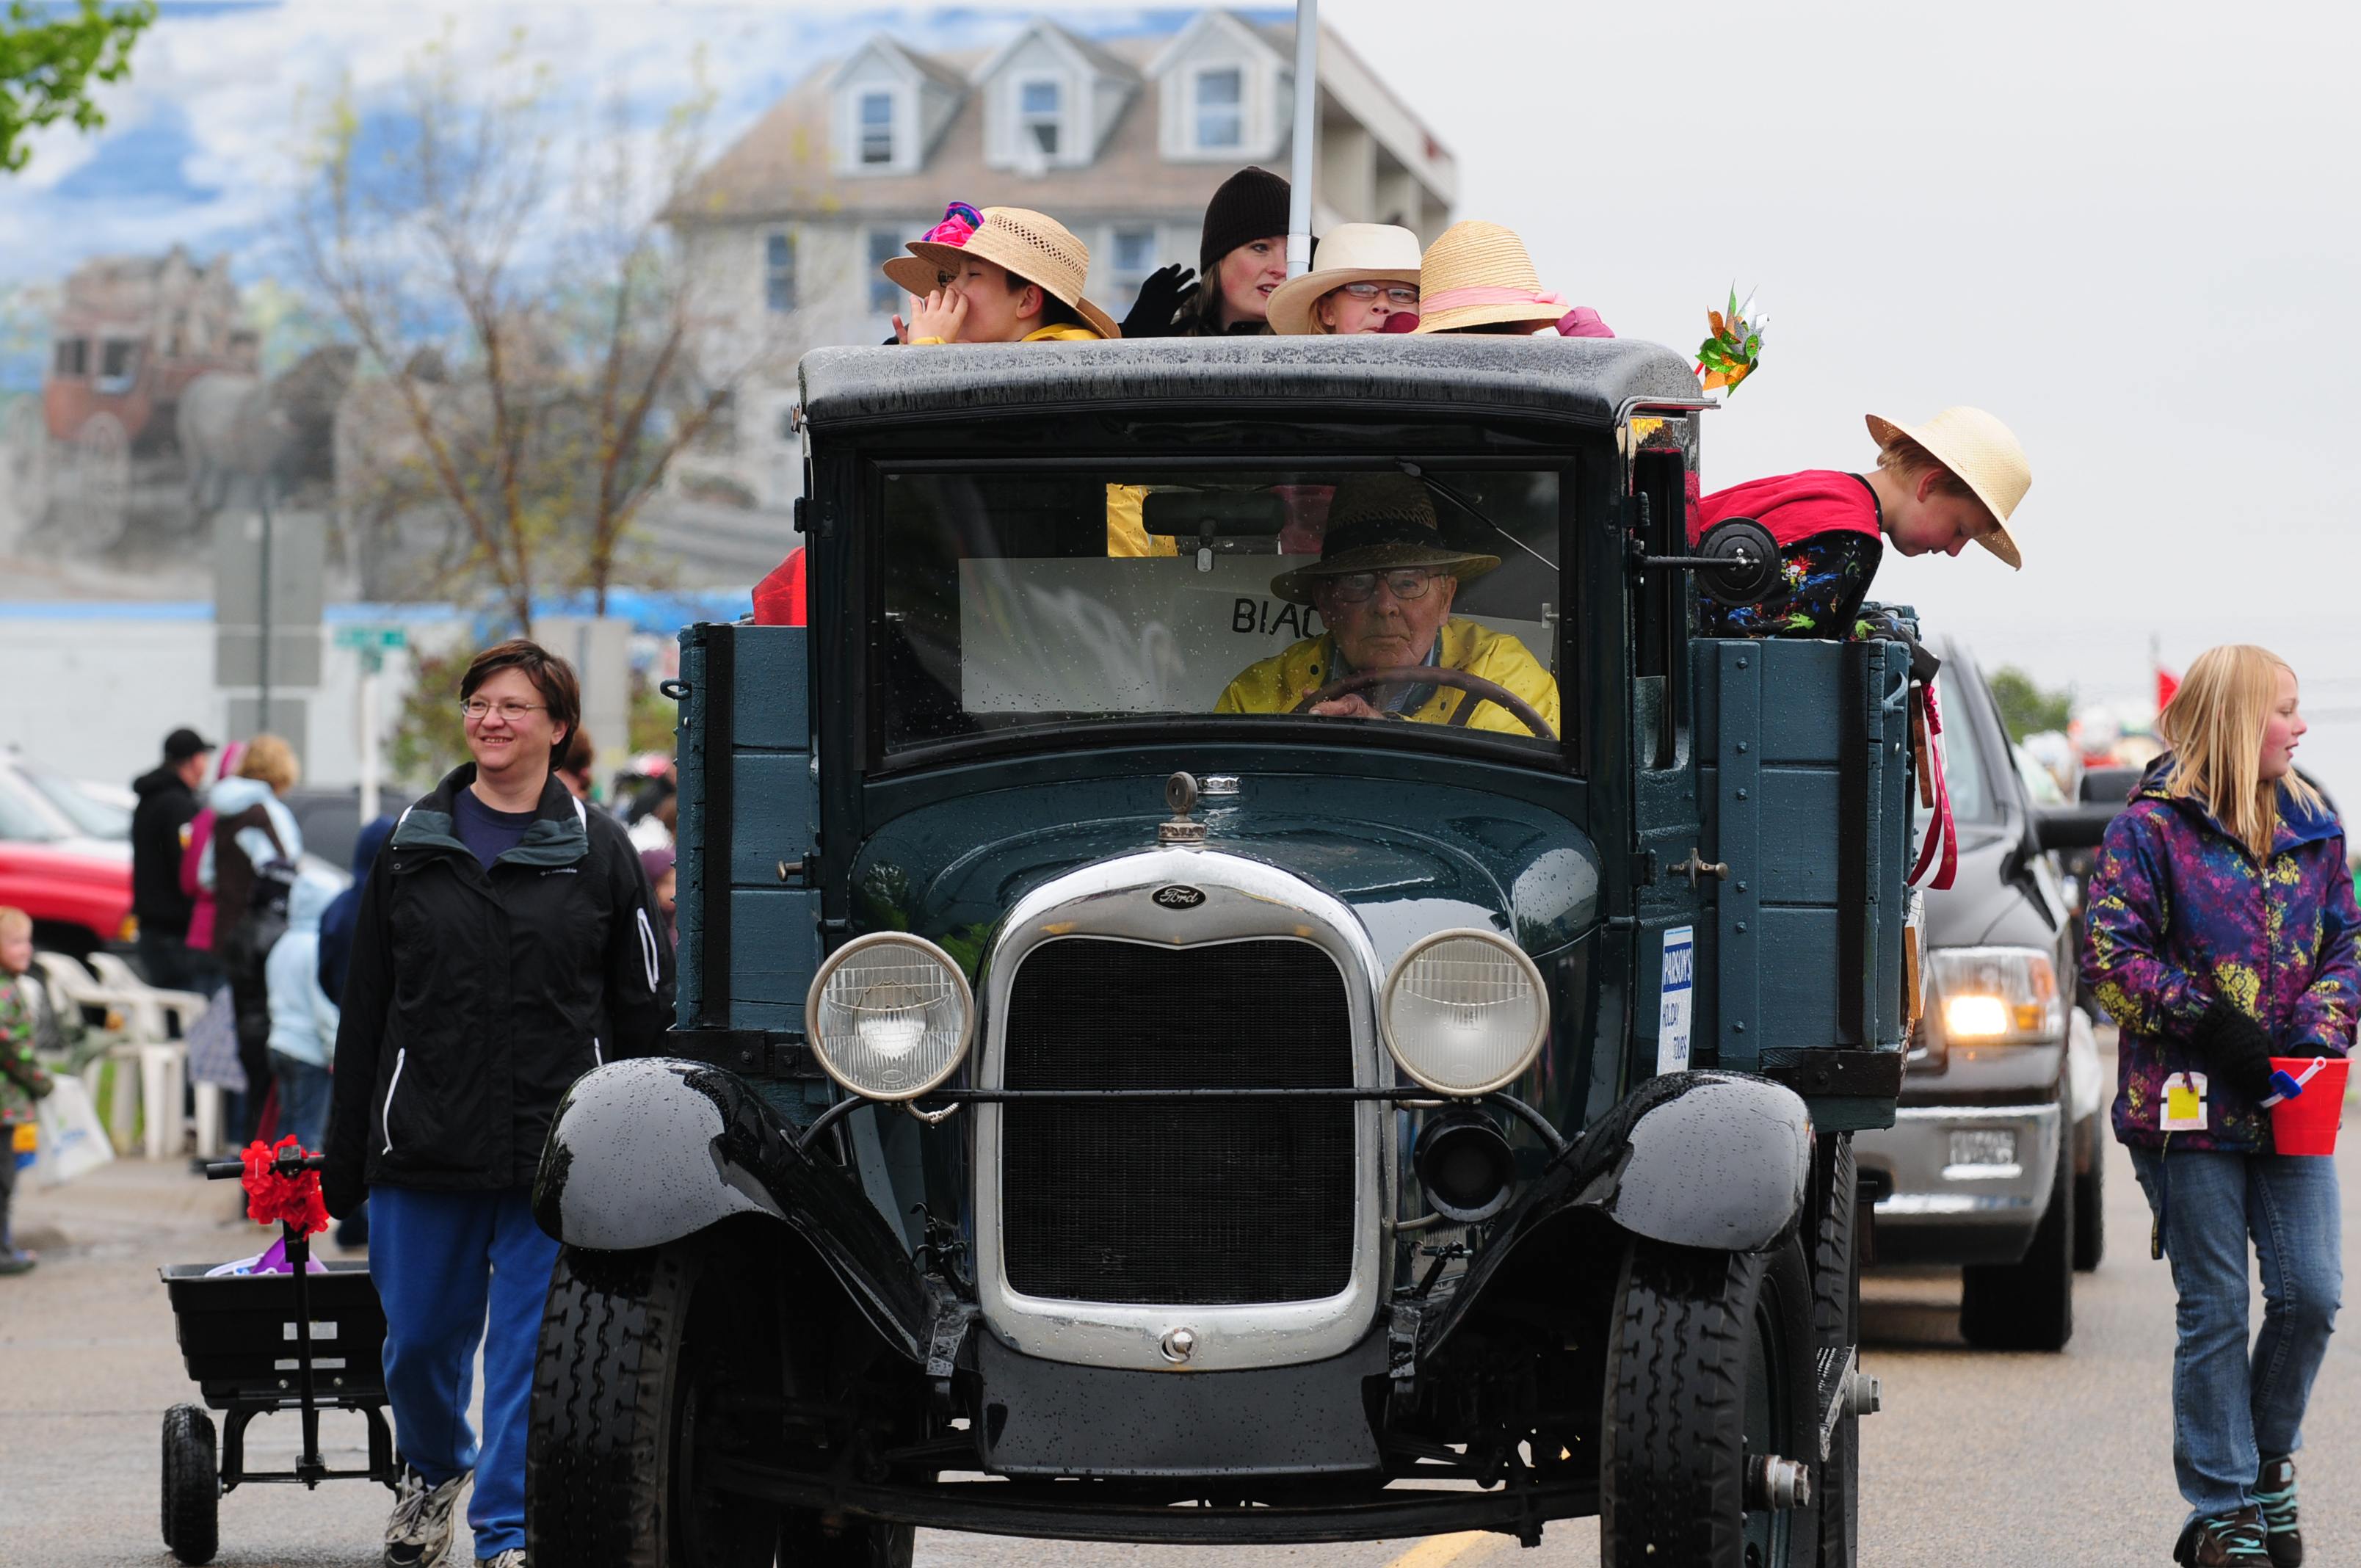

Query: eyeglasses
[1338,283,1420,306]
[1324,568,1438,603]
[460,698,548,722]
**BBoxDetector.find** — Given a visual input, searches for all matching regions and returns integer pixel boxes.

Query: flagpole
[1286,0,1318,277]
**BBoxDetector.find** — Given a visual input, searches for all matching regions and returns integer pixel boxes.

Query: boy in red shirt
[1692,407,2031,637]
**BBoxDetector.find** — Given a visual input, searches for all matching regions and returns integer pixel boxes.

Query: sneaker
[2255,1456,2302,1567]
[2176,1507,2274,1567]
[383,1463,469,1567]
[477,1553,525,1568]
[0,1250,35,1276]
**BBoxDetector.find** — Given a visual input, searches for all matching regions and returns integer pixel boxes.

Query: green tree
[386,648,471,788]
[1987,665,2073,743]
[0,0,155,174]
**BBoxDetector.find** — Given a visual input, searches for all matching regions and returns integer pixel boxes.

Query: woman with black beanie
[1122,165,1293,338]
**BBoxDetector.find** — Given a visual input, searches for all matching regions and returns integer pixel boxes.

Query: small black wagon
[156,1150,399,1565]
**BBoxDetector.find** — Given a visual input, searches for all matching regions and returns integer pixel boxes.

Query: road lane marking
[1383,1531,1496,1568]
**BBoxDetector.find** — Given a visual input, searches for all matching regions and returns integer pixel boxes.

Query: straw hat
[1269,474,1500,604]
[1266,224,1423,336]
[1410,221,1568,335]
[1864,407,2031,568]
[882,206,1120,339]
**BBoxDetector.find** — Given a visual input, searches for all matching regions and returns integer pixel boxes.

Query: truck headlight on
[806,932,975,1100]
[1380,929,1549,1095]
[1929,946,2061,1045]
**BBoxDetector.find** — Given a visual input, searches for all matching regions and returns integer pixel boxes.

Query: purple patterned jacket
[2081,762,2360,1151]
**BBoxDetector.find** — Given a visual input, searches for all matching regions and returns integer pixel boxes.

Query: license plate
[1946,1128,2018,1172]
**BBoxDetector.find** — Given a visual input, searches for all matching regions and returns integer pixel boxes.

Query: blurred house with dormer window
[660,8,1455,515]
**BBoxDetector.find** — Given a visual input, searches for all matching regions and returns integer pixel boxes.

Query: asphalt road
[6,1096,2358,1568]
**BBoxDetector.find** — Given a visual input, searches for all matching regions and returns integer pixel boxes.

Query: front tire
[1810,1136,1862,1567]
[528,1243,777,1567]
[1959,1101,2075,1351]
[2072,1117,2106,1272]
[1601,1235,1821,1568]
[528,1240,916,1567]
[161,1402,219,1564]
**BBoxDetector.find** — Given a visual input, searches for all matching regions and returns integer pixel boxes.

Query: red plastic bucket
[2269,1056,2350,1156]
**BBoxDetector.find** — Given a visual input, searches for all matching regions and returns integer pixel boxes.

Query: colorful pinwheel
[1697,287,1765,394]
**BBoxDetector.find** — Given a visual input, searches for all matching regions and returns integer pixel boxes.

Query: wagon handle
[201,1149,334,1483]
[201,1151,327,1180]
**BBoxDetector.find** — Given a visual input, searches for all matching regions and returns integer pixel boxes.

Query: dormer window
[1193,67,1242,150]
[857,91,895,165]
[1018,79,1062,157]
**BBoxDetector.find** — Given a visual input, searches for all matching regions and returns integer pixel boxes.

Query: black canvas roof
[797,336,1705,430]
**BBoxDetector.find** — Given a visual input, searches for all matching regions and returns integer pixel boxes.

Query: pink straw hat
[882,206,1120,339]
[1410,221,1570,335]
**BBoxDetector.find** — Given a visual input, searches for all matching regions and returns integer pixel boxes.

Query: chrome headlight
[806,932,975,1100]
[1380,929,1549,1095]
[1929,945,2061,1045]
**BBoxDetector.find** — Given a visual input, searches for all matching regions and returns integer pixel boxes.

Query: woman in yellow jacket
[1214,474,1559,738]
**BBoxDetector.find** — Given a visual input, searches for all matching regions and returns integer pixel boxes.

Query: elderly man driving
[1215,475,1559,737]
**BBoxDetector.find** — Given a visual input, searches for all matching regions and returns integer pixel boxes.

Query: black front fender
[532,1059,932,1361]
[1421,1070,1811,1357]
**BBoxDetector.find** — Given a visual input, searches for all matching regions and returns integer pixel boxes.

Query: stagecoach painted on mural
[526,336,1932,1567]
[3,246,256,549]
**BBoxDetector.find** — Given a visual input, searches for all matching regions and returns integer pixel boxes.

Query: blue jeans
[369,1186,559,1557]
[268,1053,332,1156]
[2127,1146,2341,1522]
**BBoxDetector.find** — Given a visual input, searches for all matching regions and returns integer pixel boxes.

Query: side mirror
[1630,516,1782,606]
[2036,804,2116,852]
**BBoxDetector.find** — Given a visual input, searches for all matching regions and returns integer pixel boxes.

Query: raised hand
[1121,263,1198,339]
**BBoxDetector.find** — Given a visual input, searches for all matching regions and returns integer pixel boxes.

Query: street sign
[333,625,408,651]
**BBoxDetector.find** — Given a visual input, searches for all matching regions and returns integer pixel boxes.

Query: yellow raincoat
[1214,619,1559,737]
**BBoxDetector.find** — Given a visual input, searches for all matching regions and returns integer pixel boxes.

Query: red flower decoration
[239,1136,330,1238]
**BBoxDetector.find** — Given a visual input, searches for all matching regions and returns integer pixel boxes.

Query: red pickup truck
[0,760,135,959]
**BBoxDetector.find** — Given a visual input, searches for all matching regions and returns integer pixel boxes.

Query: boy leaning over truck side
[1693,406,2032,638]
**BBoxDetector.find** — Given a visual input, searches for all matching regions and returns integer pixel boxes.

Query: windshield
[0,771,72,843]
[1927,674,1996,824]
[18,763,131,839]
[875,464,1568,762]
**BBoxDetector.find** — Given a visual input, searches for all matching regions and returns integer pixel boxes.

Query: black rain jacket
[130,764,201,934]
[322,766,673,1213]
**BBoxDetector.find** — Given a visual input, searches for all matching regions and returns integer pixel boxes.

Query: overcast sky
[11,1,2357,799]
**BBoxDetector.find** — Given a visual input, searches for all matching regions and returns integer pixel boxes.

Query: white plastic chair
[29,950,211,1158]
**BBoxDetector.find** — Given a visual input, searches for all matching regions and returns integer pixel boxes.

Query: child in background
[264,873,342,1156]
[0,907,57,1274]
[1691,407,2031,639]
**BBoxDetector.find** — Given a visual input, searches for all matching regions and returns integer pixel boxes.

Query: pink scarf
[1420,286,1614,338]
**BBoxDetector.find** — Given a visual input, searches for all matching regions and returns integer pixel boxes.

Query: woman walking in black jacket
[322,640,672,1568]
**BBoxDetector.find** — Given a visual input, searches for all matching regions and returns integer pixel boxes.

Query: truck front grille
[999,937,1356,1306]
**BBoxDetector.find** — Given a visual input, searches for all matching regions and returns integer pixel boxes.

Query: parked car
[1855,636,2106,1351]
[1,752,132,841]
[0,761,134,959]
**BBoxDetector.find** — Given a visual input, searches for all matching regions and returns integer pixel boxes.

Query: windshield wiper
[1395,461,1558,573]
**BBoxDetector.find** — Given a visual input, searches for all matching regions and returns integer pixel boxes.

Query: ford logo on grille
[1151,885,1205,910]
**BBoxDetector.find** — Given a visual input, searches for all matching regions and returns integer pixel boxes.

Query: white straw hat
[1864,407,2031,568]
[883,206,1120,340]
[1266,223,1423,336]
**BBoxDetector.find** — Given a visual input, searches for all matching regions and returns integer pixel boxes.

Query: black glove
[2191,998,2278,1103]
[320,1153,362,1222]
[1120,264,1196,339]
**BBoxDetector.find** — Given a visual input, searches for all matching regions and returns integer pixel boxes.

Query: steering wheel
[1288,666,1556,740]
